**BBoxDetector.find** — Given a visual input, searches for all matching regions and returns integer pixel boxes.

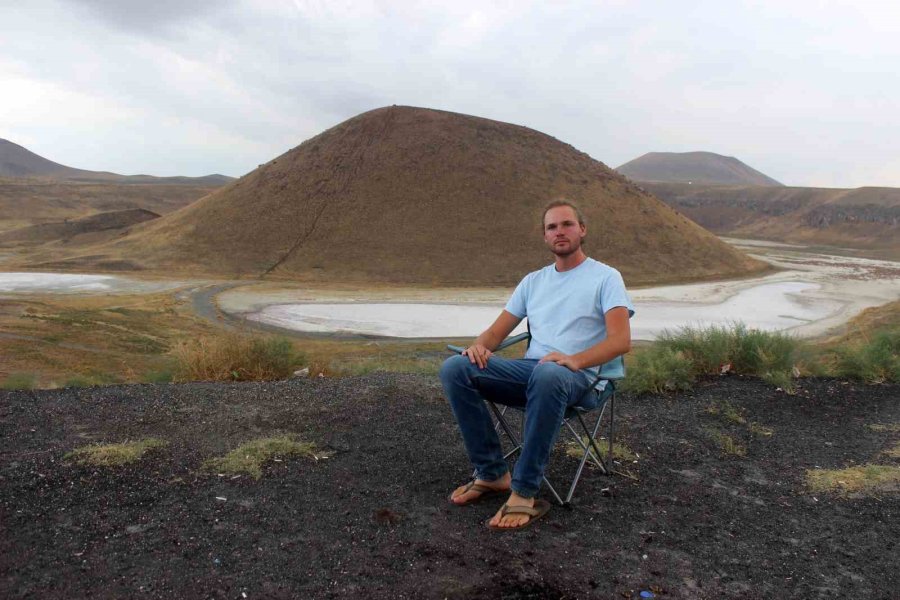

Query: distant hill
[0,176,221,235]
[643,182,900,260]
[22,106,768,286]
[0,208,159,248]
[0,138,233,185]
[617,152,783,186]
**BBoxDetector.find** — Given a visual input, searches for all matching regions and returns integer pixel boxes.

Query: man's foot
[449,472,511,506]
[488,492,538,528]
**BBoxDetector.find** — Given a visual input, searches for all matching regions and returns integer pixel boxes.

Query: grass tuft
[832,329,900,383]
[706,400,746,425]
[883,443,900,460]
[807,465,900,494]
[706,429,747,457]
[66,438,167,467]
[868,423,900,433]
[565,436,637,462]
[1,372,38,390]
[203,435,320,479]
[173,332,305,382]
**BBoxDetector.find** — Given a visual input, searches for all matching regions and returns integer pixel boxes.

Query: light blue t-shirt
[504,257,634,384]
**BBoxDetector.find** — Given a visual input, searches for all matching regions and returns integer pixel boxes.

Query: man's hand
[539,351,581,372]
[462,344,493,369]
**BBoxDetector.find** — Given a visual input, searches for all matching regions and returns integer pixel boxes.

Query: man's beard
[551,238,582,257]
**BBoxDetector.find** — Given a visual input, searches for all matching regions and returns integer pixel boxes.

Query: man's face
[543,206,586,257]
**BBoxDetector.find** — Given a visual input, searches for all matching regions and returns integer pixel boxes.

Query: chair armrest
[446,331,531,355]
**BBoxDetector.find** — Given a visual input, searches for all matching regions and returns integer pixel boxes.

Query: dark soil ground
[1,374,898,599]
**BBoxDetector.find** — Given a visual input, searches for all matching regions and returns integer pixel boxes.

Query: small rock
[293,367,310,378]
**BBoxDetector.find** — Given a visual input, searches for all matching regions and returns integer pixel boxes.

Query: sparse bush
[1,372,37,390]
[622,346,693,394]
[173,332,305,382]
[833,330,900,383]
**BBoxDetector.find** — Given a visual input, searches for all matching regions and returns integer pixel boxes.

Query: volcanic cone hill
[37,107,767,286]
[617,151,783,186]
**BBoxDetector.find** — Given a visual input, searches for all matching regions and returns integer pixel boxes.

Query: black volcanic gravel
[1,374,898,599]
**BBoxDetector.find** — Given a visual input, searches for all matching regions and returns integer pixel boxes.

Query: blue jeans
[439,354,597,499]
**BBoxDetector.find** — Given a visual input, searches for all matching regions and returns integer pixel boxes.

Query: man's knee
[528,361,573,389]
[440,353,472,385]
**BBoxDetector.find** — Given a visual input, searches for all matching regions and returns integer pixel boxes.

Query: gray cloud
[1,0,898,185]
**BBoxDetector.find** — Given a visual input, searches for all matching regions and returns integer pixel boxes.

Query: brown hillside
[644,182,900,259]
[0,208,159,247]
[32,107,767,286]
[0,177,219,234]
[618,151,783,186]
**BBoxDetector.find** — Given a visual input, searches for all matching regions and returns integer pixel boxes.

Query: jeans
[439,354,598,499]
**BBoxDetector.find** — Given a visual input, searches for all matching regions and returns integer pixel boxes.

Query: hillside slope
[0,208,159,247]
[0,177,220,234]
[0,138,232,185]
[644,182,900,259]
[28,107,767,286]
[617,151,783,186]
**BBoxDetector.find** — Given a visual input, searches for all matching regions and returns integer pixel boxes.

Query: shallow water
[0,272,118,292]
[0,272,184,294]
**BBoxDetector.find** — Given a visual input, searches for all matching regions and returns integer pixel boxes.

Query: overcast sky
[2,0,898,187]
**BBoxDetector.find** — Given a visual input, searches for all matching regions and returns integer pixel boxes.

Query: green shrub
[657,323,800,377]
[626,323,802,394]
[1,372,37,390]
[833,330,900,383]
[173,332,305,382]
[622,346,693,394]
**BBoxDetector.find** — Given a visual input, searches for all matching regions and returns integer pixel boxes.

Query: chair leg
[485,401,566,506]
[563,407,612,504]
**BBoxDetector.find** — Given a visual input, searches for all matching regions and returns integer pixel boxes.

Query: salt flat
[229,242,900,339]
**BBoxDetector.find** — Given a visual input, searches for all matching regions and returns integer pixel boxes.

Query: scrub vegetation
[173,333,304,382]
[623,324,804,394]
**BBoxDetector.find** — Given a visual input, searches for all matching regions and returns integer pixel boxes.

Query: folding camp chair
[447,330,623,506]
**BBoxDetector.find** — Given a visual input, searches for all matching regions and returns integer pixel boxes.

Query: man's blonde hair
[542,200,586,228]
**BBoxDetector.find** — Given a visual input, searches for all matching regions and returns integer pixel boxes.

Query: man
[439,200,633,529]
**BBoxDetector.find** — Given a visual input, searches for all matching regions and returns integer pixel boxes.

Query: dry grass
[203,435,321,479]
[883,443,900,460]
[0,293,216,388]
[565,436,637,462]
[706,400,747,425]
[749,422,775,437]
[869,423,900,433]
[706,429,747,457]
[66,438,167,467]
[807,465,900,494]
[172,331,303,382]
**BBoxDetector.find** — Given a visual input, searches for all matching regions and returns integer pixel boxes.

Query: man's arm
[539,306,631,371]
[461,310,522,369]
